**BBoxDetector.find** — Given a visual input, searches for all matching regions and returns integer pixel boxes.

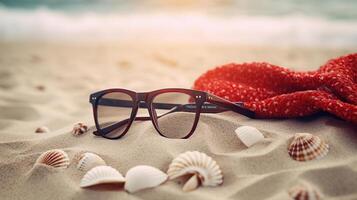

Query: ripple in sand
[0,105,40,121]
[117,60,132,69]
[30,54,42,63]
[0,120,13,130]
[0,70,16,90]
[153,53,178,67]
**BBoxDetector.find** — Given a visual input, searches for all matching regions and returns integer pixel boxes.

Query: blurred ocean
[0,0,357,47]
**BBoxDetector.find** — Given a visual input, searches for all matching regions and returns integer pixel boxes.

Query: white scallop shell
[235,125,264,147]
[35,126,50,133]
[80,166,125,188]
[35,149,70,169]
[76,152,106,172]
[288,133,329,162]
[72,122,88,136]
[124,165,168,193]
[167,151,223,191]
[288,184,321,200]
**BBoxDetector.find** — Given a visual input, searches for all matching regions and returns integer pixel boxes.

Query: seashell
[182,173,200,192]
[76,152,106,172]
[288,133,329,162]
[235,125,264,147]
[124,165,168,193]
[80,166,125,188]
[35,85,45,91]
[167,151,223,192]
[35,126,50,133]
[72,122,88,136]
[288,184,321,200]
[35,149,70,169]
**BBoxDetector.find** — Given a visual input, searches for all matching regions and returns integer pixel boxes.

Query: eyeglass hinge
[90,95,97,103]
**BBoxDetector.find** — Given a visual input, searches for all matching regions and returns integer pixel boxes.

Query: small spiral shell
[72,122,88,136]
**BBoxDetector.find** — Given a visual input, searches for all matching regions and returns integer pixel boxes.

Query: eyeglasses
[89,88,255,140]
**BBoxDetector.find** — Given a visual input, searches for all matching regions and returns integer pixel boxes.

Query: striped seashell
[167,151,223,192]
[72,122,88,136]
[76,152,106,172]
[35,149,70,169]
[288,133,329,162]
[80,166,125,188]
[288,184,320,200]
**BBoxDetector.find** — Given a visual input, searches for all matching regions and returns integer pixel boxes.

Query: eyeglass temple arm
[95,97,254,117]
[205,93,255,118]
[94,98,181,109]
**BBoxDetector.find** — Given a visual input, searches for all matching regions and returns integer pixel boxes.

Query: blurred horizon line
[0,0,357,48]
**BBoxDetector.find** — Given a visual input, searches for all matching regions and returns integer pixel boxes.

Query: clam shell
[80,166,125,188]
[72,122,88,136]
[35,149,70,169]
[235,125,264,147]
[288,133,329,161]
[288,184,320,200]
[124,165,168,193]
[167,151,223,191]
[35,126,50,133]
[76,152,106,172]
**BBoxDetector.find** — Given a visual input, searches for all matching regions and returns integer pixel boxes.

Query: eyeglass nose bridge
[137,92,148,101]
[136,92,150,108]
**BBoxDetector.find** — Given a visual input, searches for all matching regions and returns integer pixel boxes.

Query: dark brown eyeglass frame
[89,88,255,140]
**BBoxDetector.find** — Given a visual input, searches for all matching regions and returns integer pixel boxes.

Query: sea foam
[0,7,357,47]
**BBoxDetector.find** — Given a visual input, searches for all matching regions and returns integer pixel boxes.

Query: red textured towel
[193,53,357,124]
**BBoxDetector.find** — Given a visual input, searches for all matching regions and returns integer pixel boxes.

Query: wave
[0,7,357,47]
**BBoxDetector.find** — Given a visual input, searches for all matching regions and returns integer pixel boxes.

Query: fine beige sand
[0,42,356,200]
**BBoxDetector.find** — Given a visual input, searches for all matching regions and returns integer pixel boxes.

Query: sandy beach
[0,41,356,200]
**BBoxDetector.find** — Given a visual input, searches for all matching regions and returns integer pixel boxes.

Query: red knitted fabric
[193,53,357,124]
